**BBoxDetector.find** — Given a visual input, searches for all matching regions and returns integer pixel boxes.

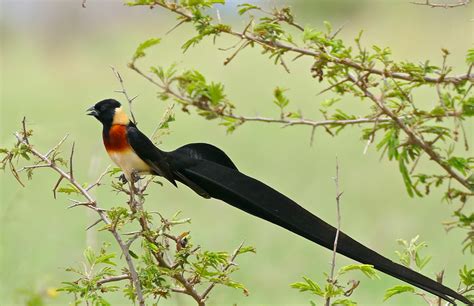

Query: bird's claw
[118,174,128,184]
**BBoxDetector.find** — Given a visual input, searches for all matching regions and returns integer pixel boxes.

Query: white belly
[108,150,151,180]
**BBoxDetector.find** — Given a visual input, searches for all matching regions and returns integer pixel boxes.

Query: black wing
[126,125,177,186]
[173,159,470,305]
[171,143,238,170]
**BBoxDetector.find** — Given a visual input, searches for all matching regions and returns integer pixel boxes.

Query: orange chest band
[103,125,130,152]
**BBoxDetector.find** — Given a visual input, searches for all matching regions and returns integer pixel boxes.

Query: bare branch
[325,158,343,306]
[411,0,471,8]
[86,165,111,191]
[111,66,138,125]
[97,274,130,286]
[45,134,69,158]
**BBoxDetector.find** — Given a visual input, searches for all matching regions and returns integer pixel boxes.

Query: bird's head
[87,99,129,126]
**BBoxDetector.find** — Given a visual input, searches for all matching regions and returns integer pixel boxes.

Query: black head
[86,99,122,126]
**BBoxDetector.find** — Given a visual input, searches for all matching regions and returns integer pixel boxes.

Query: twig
[111,66,138,125]
[97,274,130,286]
[21,117,30,145]
[325,158,343,306]
[410,0,471,8]
[201,242,245,301]
[69,142,75,181]
[52,176,64,199]
[45,134,69,158]
[86,165,111,191]
[85,218,103,231]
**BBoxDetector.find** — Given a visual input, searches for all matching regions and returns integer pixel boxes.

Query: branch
[111,66,139,125]
[97,274,130,286]
[127,173,205,305]
[14,131,146,306]
[201,242,245,301]
[411,0,471,8]
[129,64,462,130]
[150,1,473,85]
[347,73,472,192]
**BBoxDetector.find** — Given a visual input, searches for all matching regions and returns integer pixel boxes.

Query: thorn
[52,176,64,199]
[86,218,103,231]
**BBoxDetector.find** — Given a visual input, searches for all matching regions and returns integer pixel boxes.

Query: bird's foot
[118,174,128,184]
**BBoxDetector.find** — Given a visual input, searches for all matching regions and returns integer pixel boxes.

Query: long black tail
[180,161,471,305]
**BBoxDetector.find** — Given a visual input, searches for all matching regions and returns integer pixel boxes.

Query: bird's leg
[118,174,128,184]
[129,170,141,195]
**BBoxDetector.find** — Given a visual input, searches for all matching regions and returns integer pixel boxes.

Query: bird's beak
[86,106,98,117]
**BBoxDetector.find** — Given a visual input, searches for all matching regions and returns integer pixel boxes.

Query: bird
[87,98,471,305]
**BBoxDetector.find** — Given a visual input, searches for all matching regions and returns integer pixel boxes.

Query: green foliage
[337,264,379,280]
[57,183,80,195]
[58,243,119,305]
[459,265,474,287]
[383,285,415,301]
[395,236,432,271]
[290,264,378,304]
[127,3,473,238]
[132,38,161,62]
[273,86,290,115]
[291,276,324,296]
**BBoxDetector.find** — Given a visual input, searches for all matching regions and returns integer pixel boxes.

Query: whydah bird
[87,98,471,305]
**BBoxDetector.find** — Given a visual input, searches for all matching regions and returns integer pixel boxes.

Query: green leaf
[238,246,256,255]
[323,21,332,35]
[383,285,415,301]
[290,276,324,296]
[332,299,357,306]
[57,183,80,195]
[237,3,260,15]
[459,265,474,286]
[466,48,474,65]
[129,249,139,259]
[84,247,96,266]
[338,264,379,279]
[448,156,469,176]
[273,87,289,110]
[132,38,161,61]
[96,253,116,266]
[463,97,474,116]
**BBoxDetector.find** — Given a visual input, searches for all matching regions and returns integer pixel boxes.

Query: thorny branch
[127,174,246,305]
[147,1,473,85]
[111,66,139,125]
[129,63,463,130]
[7,122,250,305]
[346,73,472,192]
[13,130,146,306]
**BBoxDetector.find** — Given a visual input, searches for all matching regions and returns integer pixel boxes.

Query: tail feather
[180,161,470,305]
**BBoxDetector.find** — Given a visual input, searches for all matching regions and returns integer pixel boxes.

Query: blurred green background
[1,0,472,305]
